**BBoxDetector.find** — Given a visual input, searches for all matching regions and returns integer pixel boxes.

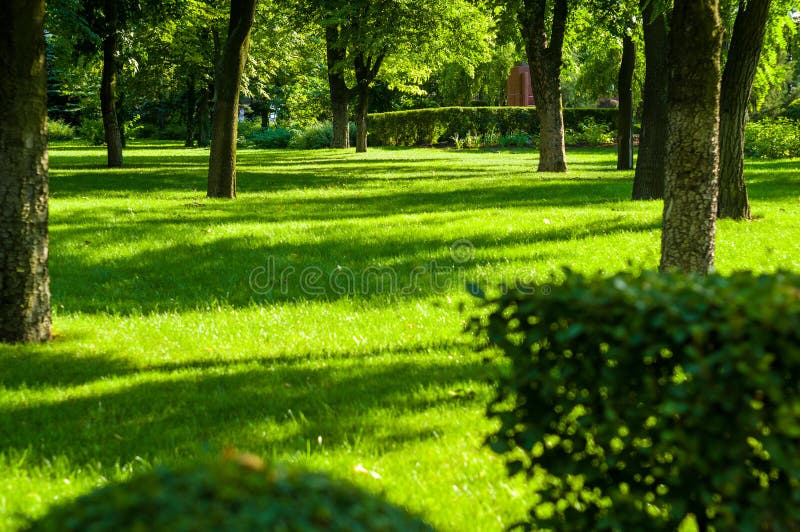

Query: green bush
[26,455,434,531]
[47,118,75,140]
[245,126,294,148]
[564,117,615,146]
[745,118,800,158]
[288,121,334,149]
[368,106,618,147]
[471,270,800,530]
[783,98,800,121]
[78,118,105,145]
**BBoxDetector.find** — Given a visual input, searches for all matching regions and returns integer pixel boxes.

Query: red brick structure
[506,63,535,107]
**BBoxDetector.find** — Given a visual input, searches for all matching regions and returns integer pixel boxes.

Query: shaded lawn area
[1,142,799,530]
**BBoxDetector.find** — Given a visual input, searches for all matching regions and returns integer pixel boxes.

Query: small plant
[450,133,465,149]
[483,126,499,148]
[25,453,434,531]
[288,121,335,149]
[471,270,800,530]
[463,131,482,149]
[498,131,530,148]
[47,118,74,140]
[566,117,615,146]
[78,117,105,145]
[745,117,800,158]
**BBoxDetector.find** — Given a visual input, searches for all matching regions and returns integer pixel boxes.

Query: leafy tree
[660,0,723,274]
[0,0,51,342]
[632,0,669,200]
[207,0,259,198]
[717,0,773,220]
[514,0,570,172]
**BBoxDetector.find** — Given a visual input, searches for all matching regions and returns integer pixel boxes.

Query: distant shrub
[498,131,532,148]
[369,106,617,147]
[159,122,187,140]
[471,270,800,531]
[236,118,262,140]
[78,118,105,145]
[47,118,74,140]
[783,98,800,121]
[288,121,334,149]
[564,117,615,147]
[745,118,800,158]
[26,454,434,531]
[245,126,294,148]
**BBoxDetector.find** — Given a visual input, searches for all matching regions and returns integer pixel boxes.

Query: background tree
[207,0,259,198]
[632,0,670,200]
[660,0,724,274]
[717,0,773,220]
[515,0,570,172]
[0,0,51,343]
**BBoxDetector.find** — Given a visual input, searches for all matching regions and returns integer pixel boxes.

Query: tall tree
[617,32,635,170]
[325,24,352,149]
[717,0,772,220]
[0,0,51,342]
[517,0,570,172]
[632,0,669,200]
[207,0,259,198]
[100,0,124,167]
[660,0,724,274]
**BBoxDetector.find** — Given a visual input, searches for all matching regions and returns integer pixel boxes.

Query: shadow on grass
[0,345,489,467]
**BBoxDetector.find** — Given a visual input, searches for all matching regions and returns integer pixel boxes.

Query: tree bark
[717,0,772,220]
[353,52,384,154]
[518,0,569,172]
[207,0,258,198]
[660,0,723,274]
[633,0,669,199]
[185,73,197,147]
[617,33,635,171]
[197,81,212,147]
[100,0,123,168]
[0,0,51,343]
[326,25,351,149]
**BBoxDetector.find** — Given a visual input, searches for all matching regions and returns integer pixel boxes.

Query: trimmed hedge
[368,106,618,146]
[471,270,800,530]
[26,454,434,531]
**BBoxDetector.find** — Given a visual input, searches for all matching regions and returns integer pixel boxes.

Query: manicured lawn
[1,142,798,530]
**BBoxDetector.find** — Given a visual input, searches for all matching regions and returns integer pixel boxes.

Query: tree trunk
[718,0,771,220]
[355,83,369,153]
[0,0,51,343]
[660,0,723,274]
[326,25,351,149]
[518,0,569,172]
[617,33,635,171]
[100,0,123,168]
[207,0,258,198]
[185,73,197,147]
[633,0,669,199]
[196,82,212,147]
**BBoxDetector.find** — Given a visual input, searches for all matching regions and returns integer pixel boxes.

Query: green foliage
[245,127,295,149]
[745,118,800,158]
[498,131,532,148]
[287,122,334,149]
[25,455,433,531]
[564,117,616,146]
[784,98,800,121]
[78,118,105,145]
[47,118,75,140]
[472,270,800,530]
[369,107,618,146]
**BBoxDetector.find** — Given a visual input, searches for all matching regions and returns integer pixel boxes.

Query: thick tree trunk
[355,83,369,153]
[100,0,123,168]
[617,33,635,171]
[660,0,723,274]
[0,0,51,343]
[185,73,197,147]
[326,25,351,149]
[718,0,771,220]
[633,0,669,199]
[207,0,258,198]
[518,0,569,172]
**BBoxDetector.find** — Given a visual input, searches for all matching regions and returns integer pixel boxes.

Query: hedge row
[368,106,618,146]
[471,270,800,530]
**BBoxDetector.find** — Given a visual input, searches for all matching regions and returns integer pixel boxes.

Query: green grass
[1,141,799,530]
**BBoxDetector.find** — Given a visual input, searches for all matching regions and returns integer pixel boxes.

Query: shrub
[288,121,334,149]
[783,98,800,121]
[25,454,434,531]
[498,131,532,148]
[47,118,75,140]
[368,106,617,147]
[745,118,800,158]
[78,118,105,145]
[245,126,294,148]
[158,122,187,141]
[565,117,615,146]
[471,270,800,531]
